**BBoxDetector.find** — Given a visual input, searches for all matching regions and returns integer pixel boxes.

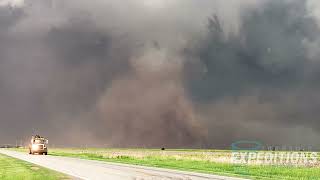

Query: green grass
[0,153,69,180]
[11,148,320,180]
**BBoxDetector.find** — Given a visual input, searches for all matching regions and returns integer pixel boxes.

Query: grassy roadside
[0,153,69,180]
[12,148,320,180]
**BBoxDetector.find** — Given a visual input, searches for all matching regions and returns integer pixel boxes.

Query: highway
[0,149,247,180]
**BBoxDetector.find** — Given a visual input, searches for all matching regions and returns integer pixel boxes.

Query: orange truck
[29,135,48,155]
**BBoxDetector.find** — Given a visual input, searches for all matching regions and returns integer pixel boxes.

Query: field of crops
[51,148,234,163]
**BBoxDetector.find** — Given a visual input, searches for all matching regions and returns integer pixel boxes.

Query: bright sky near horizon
[0,0,24,6]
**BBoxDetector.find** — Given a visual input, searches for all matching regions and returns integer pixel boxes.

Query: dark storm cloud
[185,0,320,148]
[1,0,320,148]
[188,0,318,101]
[0,0,208,147]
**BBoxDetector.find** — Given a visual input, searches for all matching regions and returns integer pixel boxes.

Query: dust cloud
[0,0,320,149]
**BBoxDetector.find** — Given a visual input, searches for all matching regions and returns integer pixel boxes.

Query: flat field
[13,148,320,180]
[0,153,69,180]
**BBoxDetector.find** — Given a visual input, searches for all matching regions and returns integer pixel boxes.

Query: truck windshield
[34,139,45,144]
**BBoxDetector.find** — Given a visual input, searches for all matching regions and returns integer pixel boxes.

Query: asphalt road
[0,149,247,180]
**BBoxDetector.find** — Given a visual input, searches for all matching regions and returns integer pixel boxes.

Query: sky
[1,0,320,149]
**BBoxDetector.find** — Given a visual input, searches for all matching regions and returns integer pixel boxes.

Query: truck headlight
[32,144,38,150]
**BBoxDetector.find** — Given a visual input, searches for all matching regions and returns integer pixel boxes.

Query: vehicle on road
[28,135,48,155]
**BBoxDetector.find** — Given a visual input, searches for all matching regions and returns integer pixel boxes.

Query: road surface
[0,149,247,180]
